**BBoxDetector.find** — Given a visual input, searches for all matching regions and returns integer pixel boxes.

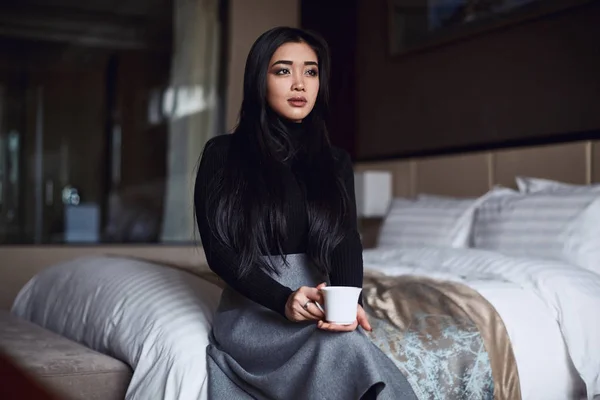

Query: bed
[9,139,600,400]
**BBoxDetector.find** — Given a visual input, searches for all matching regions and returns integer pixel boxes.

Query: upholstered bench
[0,311,132,400]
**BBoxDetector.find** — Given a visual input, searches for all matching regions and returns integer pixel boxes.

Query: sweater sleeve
[194,136,293,319]
[329,150,364,305]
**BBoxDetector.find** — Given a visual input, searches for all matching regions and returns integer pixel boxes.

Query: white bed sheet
[363,246,599,400]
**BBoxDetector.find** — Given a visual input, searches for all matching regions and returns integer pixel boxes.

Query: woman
[194,26,416,400]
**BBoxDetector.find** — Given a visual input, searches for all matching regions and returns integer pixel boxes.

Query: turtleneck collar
[281,118,305,144]
[273,117,305,164]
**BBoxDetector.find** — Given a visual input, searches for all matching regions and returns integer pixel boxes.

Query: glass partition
[0,0,225,244]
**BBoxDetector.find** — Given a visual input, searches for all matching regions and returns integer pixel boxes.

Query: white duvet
[363,246,600,400]
[11,256,222,400]
[11,249,600,400]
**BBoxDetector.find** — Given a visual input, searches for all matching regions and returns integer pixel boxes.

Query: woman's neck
[275,117,305,163]
[281,118,304,139]
[285,120,303,128]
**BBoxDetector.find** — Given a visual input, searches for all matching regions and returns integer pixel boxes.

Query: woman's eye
[275,68,290,75]
[306,69,318,77]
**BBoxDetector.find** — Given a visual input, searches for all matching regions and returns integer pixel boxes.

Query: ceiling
[0,0,173,50]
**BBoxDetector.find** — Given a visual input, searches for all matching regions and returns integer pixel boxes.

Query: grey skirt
[206,253,417,400]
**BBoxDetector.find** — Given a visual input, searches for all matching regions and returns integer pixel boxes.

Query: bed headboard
[354,140,600,198]
[353,139,600,248]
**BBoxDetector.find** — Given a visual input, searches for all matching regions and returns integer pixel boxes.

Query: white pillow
[378,188,510,249]
[516,176,600,194]
[472,191,600,275]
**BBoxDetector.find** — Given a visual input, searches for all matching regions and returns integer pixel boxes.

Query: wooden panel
[354,160,412,197]
[494,142,588,188]
[357,140,596,201]
[593,141,600,183]
[416,152,490,197]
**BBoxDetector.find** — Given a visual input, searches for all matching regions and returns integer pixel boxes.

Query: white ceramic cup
[318,286,362,325]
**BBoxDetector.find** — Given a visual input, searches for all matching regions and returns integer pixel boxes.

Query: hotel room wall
[355,0,600,160]
[0,0,300,311]
[225,0,300,131]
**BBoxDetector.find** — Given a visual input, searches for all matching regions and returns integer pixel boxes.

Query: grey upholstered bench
[0,311,132,400]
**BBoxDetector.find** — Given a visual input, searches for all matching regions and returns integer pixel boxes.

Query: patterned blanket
[363,271,521,400]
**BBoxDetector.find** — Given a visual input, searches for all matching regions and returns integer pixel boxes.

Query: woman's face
[266,41,320,123]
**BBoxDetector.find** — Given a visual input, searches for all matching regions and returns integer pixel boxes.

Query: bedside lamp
[354,171,392,218]
[354,170,392,248]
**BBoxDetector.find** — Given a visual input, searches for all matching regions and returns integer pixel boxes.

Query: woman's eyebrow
[271,60,319,67]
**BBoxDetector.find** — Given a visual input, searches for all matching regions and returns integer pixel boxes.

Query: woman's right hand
[285,283,326,322]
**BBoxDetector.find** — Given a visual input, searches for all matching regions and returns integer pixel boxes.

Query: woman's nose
[292,76,305,91]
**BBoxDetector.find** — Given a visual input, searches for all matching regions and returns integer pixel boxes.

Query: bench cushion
[0,311,131,400]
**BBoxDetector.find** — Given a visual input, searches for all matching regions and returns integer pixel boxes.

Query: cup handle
[314,301,325,313]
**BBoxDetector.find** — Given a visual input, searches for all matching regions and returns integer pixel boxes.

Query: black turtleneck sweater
[194,123,364,319]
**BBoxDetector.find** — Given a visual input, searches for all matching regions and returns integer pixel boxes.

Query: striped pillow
[472,191,600,274]
[516,176,600,194]
[378,190,506,249]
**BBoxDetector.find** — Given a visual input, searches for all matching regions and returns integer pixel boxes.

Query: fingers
[304,302,325,319]
[302,287,323,302]
[357,319,372,332]
[286,289,313,322]
[315,307,372,332]
[315,282,326,305]
[357,308,372,332]
[317,320,358,332]
[298,285,325,311]
[290,300,314,321]
[289,285,338,322]
[290,290,323,321]
[295,305,315,321]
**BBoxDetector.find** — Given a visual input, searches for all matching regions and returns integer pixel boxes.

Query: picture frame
[387,0,594,57]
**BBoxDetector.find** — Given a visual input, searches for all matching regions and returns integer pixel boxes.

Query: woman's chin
[280,109,311,122]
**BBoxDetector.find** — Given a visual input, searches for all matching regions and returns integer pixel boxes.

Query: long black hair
[205,26,351,276]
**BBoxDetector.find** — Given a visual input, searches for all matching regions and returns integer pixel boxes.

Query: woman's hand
[285,283,326,322]
[317,304,373,332]
[357,304,372,331]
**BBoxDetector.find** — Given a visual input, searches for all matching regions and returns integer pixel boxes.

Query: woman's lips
[288,98,307,107]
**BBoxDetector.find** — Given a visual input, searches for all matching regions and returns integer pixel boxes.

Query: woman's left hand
[356,305,372,331]
[317,304,373,332]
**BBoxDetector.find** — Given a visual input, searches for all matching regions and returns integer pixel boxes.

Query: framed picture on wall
[387,0,593,57]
